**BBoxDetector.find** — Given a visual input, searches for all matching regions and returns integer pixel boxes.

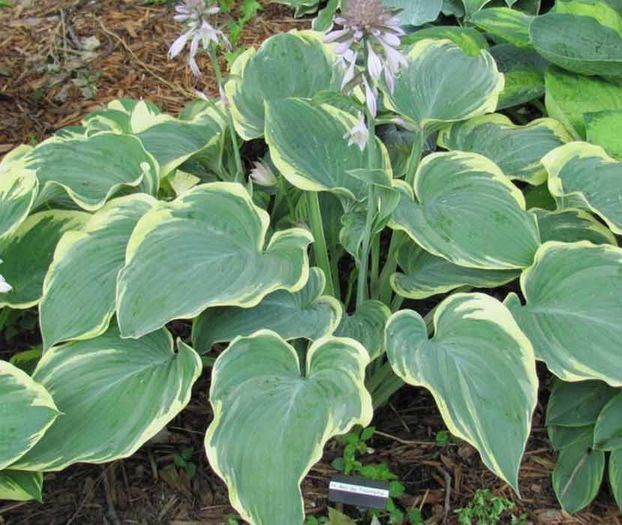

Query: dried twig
[96,19,194,98]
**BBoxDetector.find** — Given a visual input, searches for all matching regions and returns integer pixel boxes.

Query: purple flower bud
[344,113,369,152]
[168,0,229,76]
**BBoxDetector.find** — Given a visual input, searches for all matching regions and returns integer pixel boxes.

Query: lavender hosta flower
[344,113,369,152]
[249,160,278,187]
[324,0,407,116]
[169,0,230,76]
[0,274,12,294]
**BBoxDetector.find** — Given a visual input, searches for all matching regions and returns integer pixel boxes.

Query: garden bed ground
[0,1,621,523]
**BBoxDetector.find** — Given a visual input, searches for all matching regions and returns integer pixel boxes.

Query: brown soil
[1,1,621,524]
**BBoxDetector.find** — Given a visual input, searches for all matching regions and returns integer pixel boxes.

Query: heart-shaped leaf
[506,241,622,385]
[390,151,540,269]
[543,142,622,234]
[0,211,88,309]
[25,132,159,211]
[12,325,201,471]
[40,194,157,349]
[0,361,58,470]
[266,98,390,200]
[117,183,312,338]
[192,268,342,353]
[386,293,538,490]
[392,242,518,299]
[205,331,372,525]
[226,31,342,140]
[438,114,571,185]
[386,39,504,129]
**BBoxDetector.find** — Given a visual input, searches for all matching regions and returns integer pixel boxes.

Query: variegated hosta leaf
[470,7,534,48]
[11,325,201,471]
[505,241,622,385]
[402,26,489,55]
[593,392,622,451]
[390,151,540,270]
[461,0,493,17]
[530,0,622,78]
[543,142,622,234]
[205,331,372,525]
[610,449,622,511]
[117,183,312,339]
[553,429,605,514]
[24,132,159,211]
[0,146,38,241]
[0,211,87,309]
[545,66,622,139]
[39,195,157,349]
[0,361,58,470]
[490,44,548,110]
[0,470,43,502]
[83,98,162,134]
[391,243,518,300]
[226,31,342,140]
[192,268,342,354]
[386,39,504,129]
[265,98,390,200]
[585,109,622,160]
[385,293,538,490]
[438,114,571,185]
[531,208,617,246]
[383,0,442,26]
[334,300,391,360]
[131,101,226,177]
[546,379,618,428]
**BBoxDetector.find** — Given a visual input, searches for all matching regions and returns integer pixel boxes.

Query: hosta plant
[2,0,622,521]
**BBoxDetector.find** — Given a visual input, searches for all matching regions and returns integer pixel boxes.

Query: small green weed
[331,427,422,524]
[173,446,197,479]
[455,489,527,525]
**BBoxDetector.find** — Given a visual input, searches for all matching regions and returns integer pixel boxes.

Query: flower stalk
[170,0,243,183]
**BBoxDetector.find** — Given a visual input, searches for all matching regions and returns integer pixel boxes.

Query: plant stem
[377,130,425,305]
[355,110,377,308]
[404,127,425,187]
[377,231,403,306]
[306,191,336,297]
[276,175,296,218]
[208,47,244,183]
[370,234,380,299]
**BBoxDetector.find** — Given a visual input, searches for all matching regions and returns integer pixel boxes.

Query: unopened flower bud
[249,160,277,187]
[0,274,12,294]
